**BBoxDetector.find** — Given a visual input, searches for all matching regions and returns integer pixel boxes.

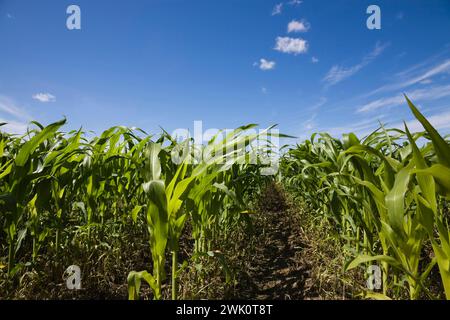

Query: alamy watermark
[366,5,381,30]
[66,4,381,31]
[64,265,81,290]
[366,265,381,290]
[66,5,81,30]
[169,121,281,176]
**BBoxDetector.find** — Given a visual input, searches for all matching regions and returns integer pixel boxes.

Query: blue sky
[1,0,450,140]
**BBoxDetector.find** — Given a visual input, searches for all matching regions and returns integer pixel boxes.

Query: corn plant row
[281,97,450,299]
[0,121,277,299]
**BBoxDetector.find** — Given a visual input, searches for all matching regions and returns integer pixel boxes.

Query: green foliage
[281,97,450,300]
[0,121,274,299]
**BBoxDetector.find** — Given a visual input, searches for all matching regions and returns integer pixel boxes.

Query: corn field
[0,120,277,299]
[281,97,450,299]
[0,97,449,300]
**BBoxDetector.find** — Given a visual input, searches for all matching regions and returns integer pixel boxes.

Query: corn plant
[127,125,280,299]
[281,97,450,299]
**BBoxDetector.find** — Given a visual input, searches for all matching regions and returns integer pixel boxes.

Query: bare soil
[232,184,316,299]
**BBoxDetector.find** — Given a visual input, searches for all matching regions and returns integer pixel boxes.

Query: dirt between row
[233,185,317,300]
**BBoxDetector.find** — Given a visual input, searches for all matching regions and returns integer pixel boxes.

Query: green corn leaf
[415,193,435,235]
[14,228,27,255]
[404,124,437,213]
[431,241,450,300]
[351,176,387,219]
[146,180,168,258]
[385,164,412,236]
[15,119,66,167]
[412,164,450,198]
[346,254,400,271]
[168,176,195,216]
[144,143,162,181]
[0,160,13,179]
[131,205,142,223]
[405,95,450,167]
[127,270,158,300]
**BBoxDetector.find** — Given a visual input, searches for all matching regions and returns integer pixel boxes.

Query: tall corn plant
[1,119,66,276]
[127,125,281,300]
[282,97,450,299]
[128,142,196,300]
[346,97,449,299]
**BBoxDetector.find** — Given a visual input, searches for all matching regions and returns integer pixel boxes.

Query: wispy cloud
[0,96,30,120]
[274,36,308,55]
[0,118,28,134]
[0,96,30,134]
[287,19,310,33]
[288,0,303,5]
[317,116,386,139]
[358,84,450,113]
[303,109,450,141]
[32,93,56,103]
[323,42,389,86]
[367,59,450,96]
[394,110,450,132]
[296,116,386,142]
[323,65,362,86]
[272,3,283,16]
[310,97,327,111]
[302,97,327,130]
[256,58,276,71]
[303,114,317,130]
[311,56,319,64]
[420,79,433,85]
[6,13,13,19]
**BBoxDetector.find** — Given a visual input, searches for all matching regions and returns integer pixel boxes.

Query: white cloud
[274,37,308,55]
[32,93,56,103]
[315,117,386,140]
[301,108,450,141]
[311,56,319,63]
[317,110,450,138]
[303,114,316,130]
[368,59,450,96]
[6,13,13,19]
[257,58,276,71]
[0,96,30,119]
[296,116,386,142]
[261,87,268,94]
[329,122,377,137]
[288,0,303,5]
[420,79,433,85]
[397,110,450,132]
[0,118,28,134]
[323,65,364,86]
[369,41,388,58]
[420,60,450,81]
[358,84,450,113]
[301,98,327,131]
[323,42,388,86]
[272,3,283,16]
[287,19,310,33]
[310,97,327,111]
[0,96,30,134]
